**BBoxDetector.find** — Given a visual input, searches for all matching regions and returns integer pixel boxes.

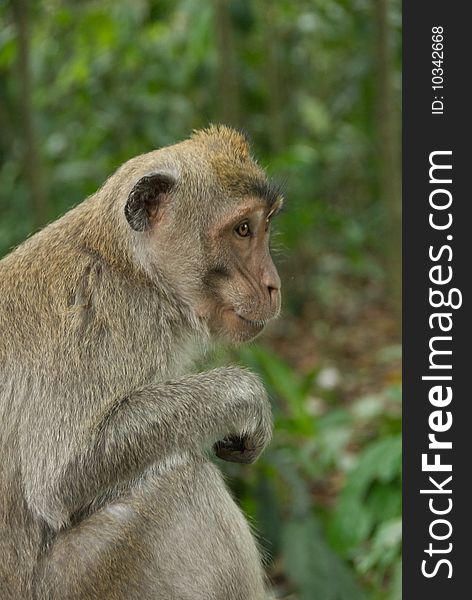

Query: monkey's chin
[220,310,266,343]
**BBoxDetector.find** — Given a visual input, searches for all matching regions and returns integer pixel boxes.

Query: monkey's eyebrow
[249,178,284,208]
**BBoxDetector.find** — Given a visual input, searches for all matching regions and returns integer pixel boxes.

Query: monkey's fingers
[213,436,259,464]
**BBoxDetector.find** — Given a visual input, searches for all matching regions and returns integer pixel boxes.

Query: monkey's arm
[25,366,271,528]
[96,366,271,467]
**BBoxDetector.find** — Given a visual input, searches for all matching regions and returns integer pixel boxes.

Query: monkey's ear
[124,172,176,232]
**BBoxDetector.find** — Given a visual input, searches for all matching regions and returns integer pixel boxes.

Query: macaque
[0,125,283,600]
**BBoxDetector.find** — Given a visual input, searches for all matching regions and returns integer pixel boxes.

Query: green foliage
[229,345,402,599]
[282,516,366,600]
[238,345,317,436]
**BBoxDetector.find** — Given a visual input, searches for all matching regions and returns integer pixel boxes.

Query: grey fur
[0,126,281,599]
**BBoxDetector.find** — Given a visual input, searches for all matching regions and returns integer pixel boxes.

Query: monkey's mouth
[234,312,268,329]
[221,308,271,342]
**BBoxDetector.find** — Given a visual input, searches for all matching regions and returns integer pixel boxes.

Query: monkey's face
[124,173,282,344]
[199,197,282,343]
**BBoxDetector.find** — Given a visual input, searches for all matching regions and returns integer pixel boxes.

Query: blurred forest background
[0,0,401,598]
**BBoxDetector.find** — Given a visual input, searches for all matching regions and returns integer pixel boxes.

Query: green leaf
[328,435,401,553]
[282,515,366,600]
[237,346,315,435]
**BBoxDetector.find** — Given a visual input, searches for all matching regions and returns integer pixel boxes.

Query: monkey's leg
[37,456,267,600]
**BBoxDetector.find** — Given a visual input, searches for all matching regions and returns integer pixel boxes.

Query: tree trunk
[259,0,285,154]
[213,0,240,127]
[373,0,401,327]
[11,0,48,230]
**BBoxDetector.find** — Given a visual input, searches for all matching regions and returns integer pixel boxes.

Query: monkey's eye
[235,221,251,238]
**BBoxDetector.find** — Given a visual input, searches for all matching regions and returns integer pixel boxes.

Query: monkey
[0,125,283,600]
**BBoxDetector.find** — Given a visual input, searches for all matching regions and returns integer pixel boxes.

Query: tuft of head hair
[190,125,279,206]
[191,124,251,162]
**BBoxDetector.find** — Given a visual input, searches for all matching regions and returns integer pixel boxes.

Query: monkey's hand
[213,369,272,464]
[214,435,262,464]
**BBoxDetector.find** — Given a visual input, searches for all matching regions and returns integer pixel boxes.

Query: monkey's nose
[267,285,279,304]
[267,286,281,314]
[261,268,280,292]
[261,263,281,311]
[262,272,280,307]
